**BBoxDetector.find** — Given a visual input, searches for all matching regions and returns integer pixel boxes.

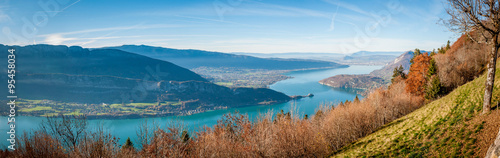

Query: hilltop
[369,51,414,80]
[0,44,292,118]
[318,74,385,90]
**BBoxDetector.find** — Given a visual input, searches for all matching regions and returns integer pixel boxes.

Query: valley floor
[5,99,228,119]
[192,67,292,88]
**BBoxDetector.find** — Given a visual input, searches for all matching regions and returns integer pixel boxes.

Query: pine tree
[285,112,291,120]
[399,65,406,79]
[274,110,285,122]
[344,100,351,105]
[181,130,190,143]
[427,58,437,78]
[425,76,441,100]
[338,101,344,106]
[430,49,436,56]
[354,95,360,103]
[445,40,451,51]
[437,47,445,54]
[410,48,422,64]
[414,48,422,56]
[391,65,406,83]
[123,137,134,150]
[424,57,440,100]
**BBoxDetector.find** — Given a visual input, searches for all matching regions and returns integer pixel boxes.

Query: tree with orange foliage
[405,53,432,96]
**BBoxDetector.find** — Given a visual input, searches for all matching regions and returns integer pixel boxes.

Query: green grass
[215,82,234,86]
[129,103,156,106]
[16,98,184,117]
[64,110,84,116]
[332,63,500,157]
[19,106,52,112]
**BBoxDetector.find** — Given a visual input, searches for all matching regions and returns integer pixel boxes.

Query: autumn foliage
[405,53,432,96]
[434,33,489,91]
[2,38,488,157]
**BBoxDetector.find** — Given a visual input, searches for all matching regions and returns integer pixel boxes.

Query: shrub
[9,82,426,157]
[434,33,489,92]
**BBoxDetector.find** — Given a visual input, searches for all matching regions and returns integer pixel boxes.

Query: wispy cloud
[0,7,11,23]
[38,24,184,37]
[136,1,331,20]
[40,33,218,48]
[173,15,257,27]
[322,0,371,16]
[39,23,186,47]
[236,1,330,18]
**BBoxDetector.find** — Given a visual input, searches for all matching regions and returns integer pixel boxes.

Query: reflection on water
[0,65,383,148]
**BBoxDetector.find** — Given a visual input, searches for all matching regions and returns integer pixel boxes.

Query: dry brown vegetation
[0,80,424,158]
[434,33,490,92]
[2,36,487,157]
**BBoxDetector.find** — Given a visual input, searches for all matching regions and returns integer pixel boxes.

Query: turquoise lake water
[0,65,382,149]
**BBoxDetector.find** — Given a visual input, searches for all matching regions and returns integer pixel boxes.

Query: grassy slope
[333,63,500,157]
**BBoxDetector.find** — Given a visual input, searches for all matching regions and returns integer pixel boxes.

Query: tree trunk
[483,35,499,115]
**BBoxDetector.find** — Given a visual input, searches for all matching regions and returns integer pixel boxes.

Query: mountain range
[105,45,347,70]
[235,51,402,65]
[0,44,291,110]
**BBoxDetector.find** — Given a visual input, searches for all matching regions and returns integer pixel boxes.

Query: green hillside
[0,44,292,118]
[332,62,500,157]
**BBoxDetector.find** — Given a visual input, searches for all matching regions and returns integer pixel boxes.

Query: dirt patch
[473,110,500,157]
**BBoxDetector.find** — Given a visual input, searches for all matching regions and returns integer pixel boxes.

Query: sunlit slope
[333,62,500,157]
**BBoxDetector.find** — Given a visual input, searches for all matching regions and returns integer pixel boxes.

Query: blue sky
[0,0,454,54]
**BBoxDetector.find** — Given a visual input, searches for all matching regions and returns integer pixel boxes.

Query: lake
[0,65,382,148]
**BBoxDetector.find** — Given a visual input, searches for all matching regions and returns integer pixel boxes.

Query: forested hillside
[0,44,291,118]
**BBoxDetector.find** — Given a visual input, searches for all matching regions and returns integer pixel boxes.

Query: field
[7,99,226,118]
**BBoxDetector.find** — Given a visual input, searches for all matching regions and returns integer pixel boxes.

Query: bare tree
[40,114,88,150]
[443,0,500,114]
[136,119,159,148]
